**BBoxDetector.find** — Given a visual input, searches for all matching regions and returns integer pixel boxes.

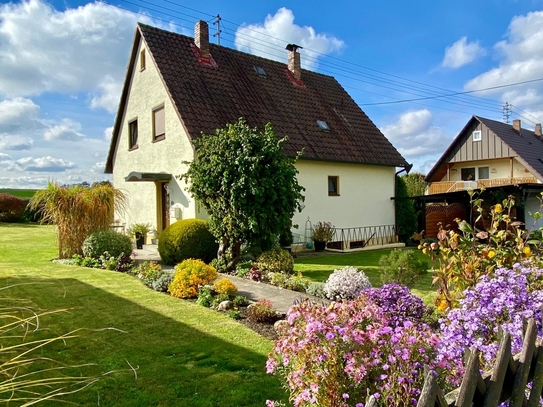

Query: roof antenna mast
[503,102,512,124]
[213,14,222,45]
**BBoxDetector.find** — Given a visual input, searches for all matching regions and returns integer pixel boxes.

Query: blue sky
[1,0,543,187]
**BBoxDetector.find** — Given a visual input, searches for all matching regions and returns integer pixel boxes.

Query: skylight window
[254,66,266,77]
[317,120,330,131]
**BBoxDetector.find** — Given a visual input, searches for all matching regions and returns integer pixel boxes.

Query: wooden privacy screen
[425,203,466,238]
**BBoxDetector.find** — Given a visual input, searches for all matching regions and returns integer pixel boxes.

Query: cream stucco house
[423,116,543,237]
[105,21,409,249]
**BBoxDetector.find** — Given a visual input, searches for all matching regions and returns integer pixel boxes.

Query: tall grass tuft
[29,181,127,258]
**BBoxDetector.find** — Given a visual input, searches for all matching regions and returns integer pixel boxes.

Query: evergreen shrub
[82,230,132,259]
[256,247,294,274]
[158,219,218,265]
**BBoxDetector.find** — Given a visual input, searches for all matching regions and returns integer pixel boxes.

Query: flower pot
[135,232,145,250]
[314,240,326,251]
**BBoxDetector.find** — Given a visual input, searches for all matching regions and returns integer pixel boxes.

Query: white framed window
[472,130,482,141]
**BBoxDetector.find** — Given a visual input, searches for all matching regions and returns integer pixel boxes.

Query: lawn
[294,248,437,304]
[0,224,286,406]
[0,188,39,198]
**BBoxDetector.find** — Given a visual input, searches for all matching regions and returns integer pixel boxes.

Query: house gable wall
[112,38,196,230]
[293,160,395,234]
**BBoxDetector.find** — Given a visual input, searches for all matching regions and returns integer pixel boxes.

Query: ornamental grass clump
[323,266,372,300]
[438,265,543,383]
[267,296,452,407]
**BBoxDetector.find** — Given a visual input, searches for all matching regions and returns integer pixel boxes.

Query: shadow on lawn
[2,276,286,407]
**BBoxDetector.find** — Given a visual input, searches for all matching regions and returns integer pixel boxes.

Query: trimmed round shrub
[213,278,238,296]
[256,247,294,274]
[82,230,133,259]
[0,193,26,222]
[158,219,218,265]
[323,266,372,300]
[169,259,218,299]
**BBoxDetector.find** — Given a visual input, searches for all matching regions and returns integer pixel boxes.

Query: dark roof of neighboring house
[425,115,543,182]
[105,23,407,173]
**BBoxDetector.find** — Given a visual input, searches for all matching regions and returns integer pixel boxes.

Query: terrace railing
[326,225,398,252]
[427,177,538,195]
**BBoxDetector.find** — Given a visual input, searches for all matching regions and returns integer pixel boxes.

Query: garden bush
[196,286,214,307]
[132,262,164,287]
[158,219,218,265]
[323,266,372,300]
[213,278,237,296]
[169,259,218,299]
[305,282,326,299]
[233,295,250,307]
[267,296,452,407]
[152,273,174,293]
[268,272,308,292]
[379,249,428,287]
[0,193,26,222]
[82,230,132,260]
[256,247,294,274]
[247,299,276,323]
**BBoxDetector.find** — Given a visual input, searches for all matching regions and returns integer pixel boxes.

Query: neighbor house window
[140,49,146,71]
[472,130,481,141]
[153,106,165,141]
[461,168,476,181]
[478,167,489,180]
[128,119,138,149]
[328,176,339,196]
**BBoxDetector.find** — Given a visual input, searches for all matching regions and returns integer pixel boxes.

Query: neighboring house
[105,21,409,249]
[423,116,543,237]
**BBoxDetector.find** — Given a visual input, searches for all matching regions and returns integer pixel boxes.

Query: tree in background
[183,118,305,270]
[396,175,417,243]
[402,172,427,197]
[30,181,127,258]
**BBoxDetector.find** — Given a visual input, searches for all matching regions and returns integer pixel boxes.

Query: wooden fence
[365,318,542,407]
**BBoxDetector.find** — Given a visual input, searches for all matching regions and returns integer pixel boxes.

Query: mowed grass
[294,248,437,304]
[0,224,286,406]
[0,188,38,198]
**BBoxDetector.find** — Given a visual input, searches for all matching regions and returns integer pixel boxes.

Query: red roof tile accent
[105,24,407,173]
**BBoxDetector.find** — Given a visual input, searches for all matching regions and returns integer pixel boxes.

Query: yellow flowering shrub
[421,191,543,310]
[169,259,218,299]
[213,278,238,296]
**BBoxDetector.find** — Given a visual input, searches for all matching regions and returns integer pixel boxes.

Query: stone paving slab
[131,244,327,314]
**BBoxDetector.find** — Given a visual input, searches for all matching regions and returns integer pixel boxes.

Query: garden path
[132,245,327,313]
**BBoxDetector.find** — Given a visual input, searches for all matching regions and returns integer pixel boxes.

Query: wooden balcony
[427,177,538,195]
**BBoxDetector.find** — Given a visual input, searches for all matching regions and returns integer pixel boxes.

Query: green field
[0,188,39,198]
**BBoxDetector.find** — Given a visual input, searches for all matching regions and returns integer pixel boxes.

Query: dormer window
[140,49,146,71]
[317,120,330,131]
[254,66,266,77]
[472,130,481,141]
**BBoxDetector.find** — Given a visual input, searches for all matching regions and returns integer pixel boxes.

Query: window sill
[153,135,165,143]
[328,193,340,197]
[128,145,139,151]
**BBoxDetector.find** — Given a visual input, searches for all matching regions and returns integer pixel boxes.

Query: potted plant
[311,221,334,251]
[128,223,152,249]
[149,228,160,245]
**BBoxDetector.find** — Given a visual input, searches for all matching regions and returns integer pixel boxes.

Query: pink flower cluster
[267,294,451,407]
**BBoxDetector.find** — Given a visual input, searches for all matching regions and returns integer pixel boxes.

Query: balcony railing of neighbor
[427,177,538,195]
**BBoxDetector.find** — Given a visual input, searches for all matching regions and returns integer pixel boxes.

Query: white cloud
[441,37,485,69]
[380,109,453,160]
[90,161,106,174]
[0,153,11,162]
[90,76,122,114]
[464,10,543,108]
[43,119,85,141]
[0,97,42,133]
[0,176,50,188]
[12,156,77,172]
[234,7,344,70]
[103,126,114,141]
[0,0,153,108]
[0,135,33,150]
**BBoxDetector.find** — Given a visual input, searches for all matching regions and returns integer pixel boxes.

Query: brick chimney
[535,123,542,137]
[194,21,210,59]
[513,119,521,133]
[286,44,302,81]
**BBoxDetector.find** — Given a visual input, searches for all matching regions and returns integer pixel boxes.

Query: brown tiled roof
[105,23,407,173]
[426,115,543,182]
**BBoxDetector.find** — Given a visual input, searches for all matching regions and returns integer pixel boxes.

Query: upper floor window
[153,105,165,141]
[472,130,481,141]
[128,119,138,149]
[461,166,489,181]
[140,49,146,71]
[328,176,339,196]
